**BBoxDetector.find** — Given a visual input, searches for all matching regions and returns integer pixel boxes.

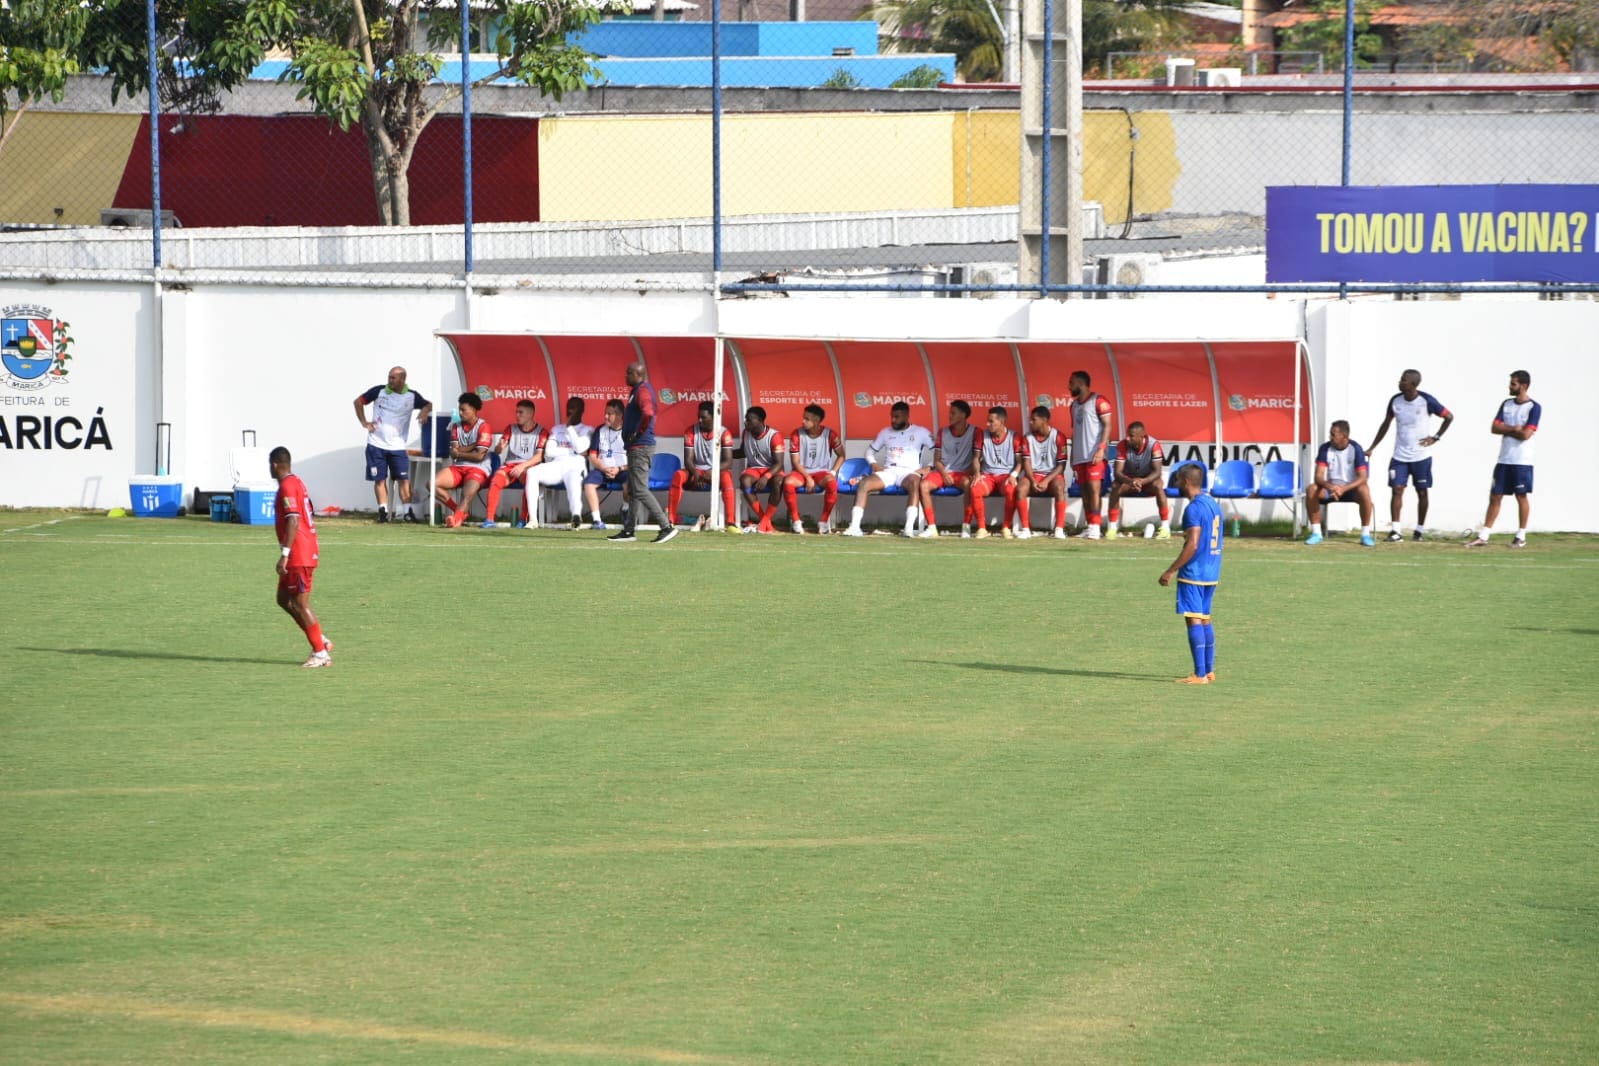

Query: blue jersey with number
[1178,491,1224,585]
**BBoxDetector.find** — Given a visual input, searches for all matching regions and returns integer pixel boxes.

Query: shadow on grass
[910,658,1167,682]
[1508,627,1599,637]
[21,646,289,666]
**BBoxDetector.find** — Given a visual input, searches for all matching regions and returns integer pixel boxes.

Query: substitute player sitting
[967,406,1021,540]
[582,398,627,530]
[917,400,976,539]
[842,401,934,537]
[434,392,493,528]
[670,400,737,531]
[736,406,786,534]
[529,396,593,529]
[1105,421,1171,540]
[481,399,546,528]
[784,403,844,534]
[1304,420,1376,546]
[1158,463,1222,685]
[1017,405,1069,539]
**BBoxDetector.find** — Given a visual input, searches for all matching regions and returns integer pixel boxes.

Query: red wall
[115,114,539,227]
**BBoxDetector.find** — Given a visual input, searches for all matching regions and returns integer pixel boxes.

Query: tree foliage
[0,0,89,147]
[1394,0,1599,71]
[857,0,1185,83]
[60,0,613,224]
[1279,0,1385,70]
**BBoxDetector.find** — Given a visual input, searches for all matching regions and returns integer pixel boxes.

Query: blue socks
[1187,624,1207,676]
[1186,622,1217,677]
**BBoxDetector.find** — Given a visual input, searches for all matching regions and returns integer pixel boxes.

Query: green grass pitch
[2,510,1595,1064]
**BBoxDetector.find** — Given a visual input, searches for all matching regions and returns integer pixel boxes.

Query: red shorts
[1027,471,1065,491]
[924,470,972,492]
[792,470,837,485]
[685,467,733,488]
[743,467,775,481]
[448,465,490,486]
[970,473,1015,496]
[278,565,315,596]
[1073,461,1107,487]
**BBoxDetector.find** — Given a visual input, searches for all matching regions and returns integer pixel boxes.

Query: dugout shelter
[436,332,1313,529]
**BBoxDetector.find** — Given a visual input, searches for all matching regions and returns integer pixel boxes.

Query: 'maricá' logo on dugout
[1,304,76,391]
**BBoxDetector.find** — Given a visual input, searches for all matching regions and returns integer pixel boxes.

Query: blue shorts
[1388,457,1433,489]
[1175,582,1216,619]
[365,444,410,483]
[1490,463,1533,496]
[584,468,627,487]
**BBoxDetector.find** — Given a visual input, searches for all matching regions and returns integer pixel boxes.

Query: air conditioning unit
[100,208,182,229]
[1198,67,1241,87]
[951,262,1017,300]
[1096,253,1161,297]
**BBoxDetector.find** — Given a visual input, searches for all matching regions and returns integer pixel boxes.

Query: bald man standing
[611,362,679,544]
[354,365,433,522]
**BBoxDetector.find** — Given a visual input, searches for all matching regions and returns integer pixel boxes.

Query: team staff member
[1468,369,1540,549]
[1366,369,1452,542]
[270,446,333,668]
[353,365,432,523]
[611,362,679,544]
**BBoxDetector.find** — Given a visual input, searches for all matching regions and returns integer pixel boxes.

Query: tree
[76,0,613,225]
[1278,0,1384,70]
[0,0,88,155]
[856,0,1184,83]
[1392,0,1599,72]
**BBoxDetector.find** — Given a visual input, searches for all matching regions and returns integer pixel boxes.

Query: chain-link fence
[2,0,1596,294]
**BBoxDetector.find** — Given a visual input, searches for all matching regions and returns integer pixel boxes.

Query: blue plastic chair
[647,452,682,492]
[1165,461,1209,498]
[836,457,873,494]
[1256,460,1299,500]
[1210,460,1256,499]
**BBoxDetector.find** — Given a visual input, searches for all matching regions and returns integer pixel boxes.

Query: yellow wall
[0,112,143,225]
[539,111,957,221]
[1082,110,1178,224]
[539,109,1178,225]
[951,110,1020,208]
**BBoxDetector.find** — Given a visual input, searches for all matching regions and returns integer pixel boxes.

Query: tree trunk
[363,123,394,224]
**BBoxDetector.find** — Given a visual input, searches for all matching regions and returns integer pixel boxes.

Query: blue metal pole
[1341,0,1354,186]
[1039,0,1053,296]
[712,0,723,275]
[1340,0,1354,299]
[145,0,161,269]
[461,0,474,274]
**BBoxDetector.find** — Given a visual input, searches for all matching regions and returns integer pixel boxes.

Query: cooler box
[230,446,276,526]
[129,475,184,518]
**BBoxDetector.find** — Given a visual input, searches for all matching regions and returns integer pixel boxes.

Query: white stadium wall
[1,281,1595,533]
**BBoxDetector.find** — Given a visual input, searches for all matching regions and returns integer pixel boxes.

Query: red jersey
[274,474,320,568]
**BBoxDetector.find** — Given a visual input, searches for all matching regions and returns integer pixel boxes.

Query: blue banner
[1266,185,1599,284]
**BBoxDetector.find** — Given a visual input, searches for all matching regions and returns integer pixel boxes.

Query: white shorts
[877,466,922,490]
[531,455,585,486]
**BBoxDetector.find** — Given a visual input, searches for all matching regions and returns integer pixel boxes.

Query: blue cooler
[129,475,184,517]
[230,447,277,526]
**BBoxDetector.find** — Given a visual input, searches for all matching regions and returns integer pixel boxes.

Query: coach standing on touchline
[611,362,678,544]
